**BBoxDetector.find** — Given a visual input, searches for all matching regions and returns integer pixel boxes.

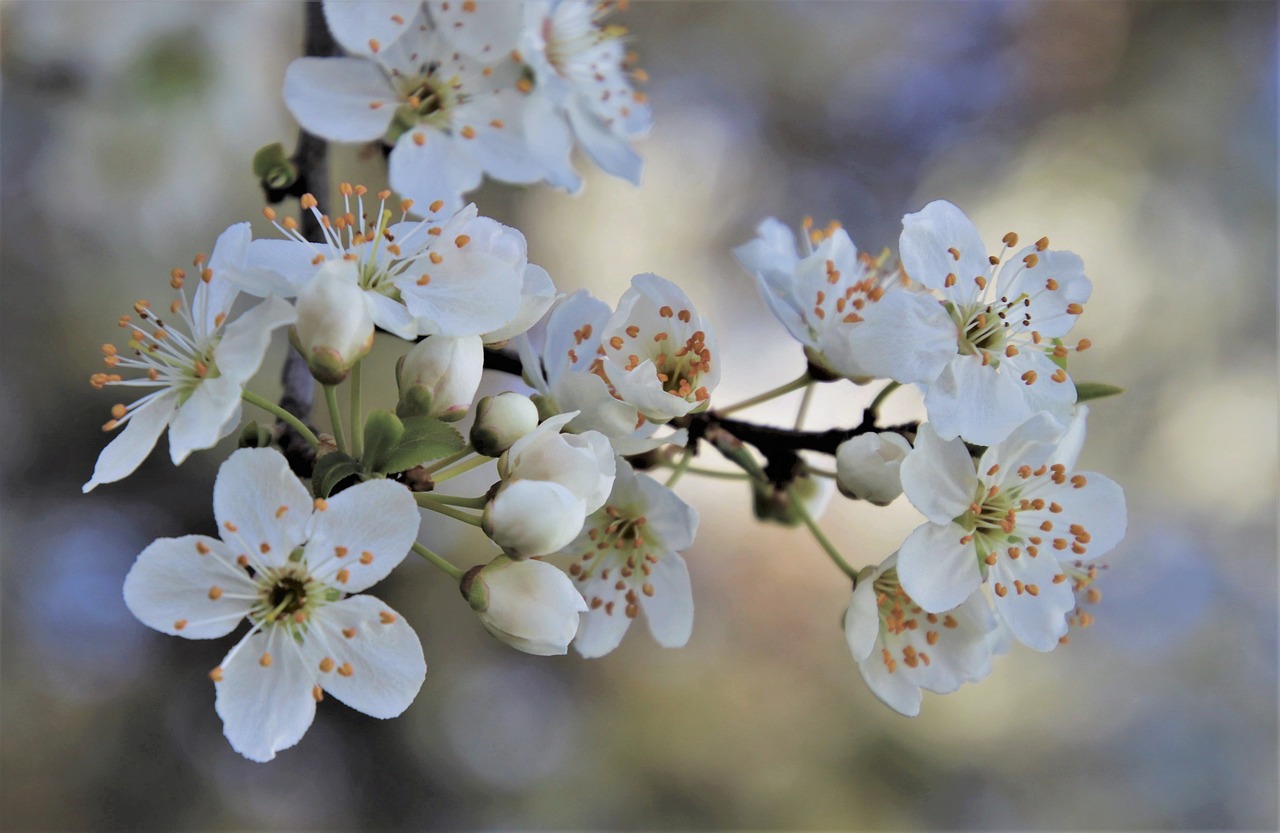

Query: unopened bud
[460,556,586,655]
[752,473,834,527]
[470,392,539,456]
[396,335,483,421]
[290,261,373,385]
[835,432,912,505]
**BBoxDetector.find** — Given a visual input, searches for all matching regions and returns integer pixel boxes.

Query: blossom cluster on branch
[82,0,1126,761]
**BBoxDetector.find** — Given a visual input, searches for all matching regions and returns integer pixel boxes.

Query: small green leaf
[1075,381,1125,402]
[361,410,405,473]
[253,142,296,189]
[312,452,362,498]
[381,416,465,474]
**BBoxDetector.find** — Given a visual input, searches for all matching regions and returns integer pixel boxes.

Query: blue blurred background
[1,2,1276,829]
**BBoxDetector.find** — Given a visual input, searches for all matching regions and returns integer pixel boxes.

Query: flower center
[388,69,459,140]
[568,505,659,620]
[871,569,958,672]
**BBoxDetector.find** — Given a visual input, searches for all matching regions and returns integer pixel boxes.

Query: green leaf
[361,410,405,473]
[380,416,465,474]
[1075,381,1125,402]
[312,452,363,498]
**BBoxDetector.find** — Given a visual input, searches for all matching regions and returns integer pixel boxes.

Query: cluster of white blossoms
[736,203,1126,715]
[82,1,1128,762]
[288,0,650,215]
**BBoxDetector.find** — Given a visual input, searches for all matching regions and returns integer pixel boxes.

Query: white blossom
[462,555,587,656]
[241,187,532,341]
[565,460,698,658]
[485,413,616,557]
[845,554,1000,716]
[898,200,1095,445]
[897,414,1127,650]
[470,392,541,456]
[733,217,955,384]
[283,12,551,214]
[122,448,425,761]
[291,260,375,385]
[519,0,653,187]
[397,334,484,421]
[83,224,294,492]
[835,432,913,506]
[322,0,422,57]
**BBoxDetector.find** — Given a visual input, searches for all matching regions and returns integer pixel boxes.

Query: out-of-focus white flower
[84,224,295,492]
[835,432,913,505]
[481,264,559,345]
[844,553,999,717]
[898,200,1094,445]
[897,414,1127,651]
[565,460,698,658]
[733,218,955,384]
[520,0,653,188]
[397,334,484,421]
[283,11,550,215]
[122,448,425,762]
[599,273,720,423]
[461,555,587,655]
[470,392,541,457]
[322,0,422,57]
[291,260,375,385]
[240,187,531,341]
[484,413,616,557]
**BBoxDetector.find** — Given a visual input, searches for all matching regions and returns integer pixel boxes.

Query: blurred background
[2,1,1276,829]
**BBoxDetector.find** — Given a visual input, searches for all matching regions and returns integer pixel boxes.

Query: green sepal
[312,452,363,498]
[238,420,273,449]
[1075,381,1125,402]
[253,142,296,190]
[361,409,405,473]
[379,415,465,474]
[395,385,435,419]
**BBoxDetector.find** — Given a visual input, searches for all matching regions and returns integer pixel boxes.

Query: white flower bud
[397,334,484,422]
[483,479,587,558]
[290,260,374,385]
[470,392,540,457]
[835,432,912,505]
[461,556,587,656]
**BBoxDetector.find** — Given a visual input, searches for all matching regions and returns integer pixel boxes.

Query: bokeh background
[2,1,1276,829]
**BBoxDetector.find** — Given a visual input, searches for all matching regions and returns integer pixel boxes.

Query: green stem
[868,381,901,418]
[664,449,693,488]
[349,361,363,459]
[787,484,858,582]
[241,390,321,449]
[411,541,464,581]
[424,493,489,509]
[324,385,348,453]
[416,493,484,526]
[423,446,474,475]
[657,460,749,481]
[794,383,816,430]
[432,454,493,485]
[716,373,811,416]
[804,466,839,479]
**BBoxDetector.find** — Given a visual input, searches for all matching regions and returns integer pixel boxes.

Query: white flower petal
[388,128,483,218]
[857,651,923,717]
[923,354,1031,446]
[215,627,318,762]
[303,479,420,592]
[990,552,1074,651]
[309,595,426,718]
[573,604,633,658]
[843,577,881,662]
[638,554,694,648]
[476,558,586,656]
[213,448,313,567]
[633,470,699,553]
[215,296,297,383]
[488,480,586,557]
[834,290,956,385]
[82,393,176,492]
[482,263,558,344]
[900,423,974,524]
[896,521,982,613]
[123,535,256,638]
[1001,246,1091,339]
[241,239,321,295]
[323,0,421,56]
[283,57,397,142]
[1035,473,1128,559]
[167,375,243,465]
[899,200,991,302]
[566,98,642,184]
[365,290,420,340]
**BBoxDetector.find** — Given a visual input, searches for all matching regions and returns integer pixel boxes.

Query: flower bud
[471,392,540,457]
[835,432,912,505]
[752,473,834,527]
[396,335,484,421]
[290,260,374,385]
[460,556,586,656]
[483,479,587,558]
